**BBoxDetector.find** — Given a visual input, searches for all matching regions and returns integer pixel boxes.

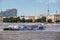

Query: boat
[3,24,45,31]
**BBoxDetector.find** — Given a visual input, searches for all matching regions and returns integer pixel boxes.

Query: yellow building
[19,14,60,23]
[20,16,35,22]
[35,16,42,19]
[25,16,35,22]
[46,15,55,22]
[46,14,60,23]
[54,14,60,22]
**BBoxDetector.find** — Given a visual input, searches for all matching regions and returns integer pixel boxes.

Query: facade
[0,17,3,22]
[35,14,47,19]
[0,9,17,17]
[46,15,55,22]
[35,16,42,19]
[20,14,56,23]
[20,16,35,22]
[46,14,60,23]
[54,14,60,22]
[27,16,35,22]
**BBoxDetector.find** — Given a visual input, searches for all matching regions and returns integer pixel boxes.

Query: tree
[21,18,25,23]
[48,19,52,23]
[25,19,32,22]
[16,17,21,22]
[8,17,16,22]
[3,18,9,22]
[3,17,17,23]
[41,17,46,22]
[35,17,46,23]
[35,18,42,22]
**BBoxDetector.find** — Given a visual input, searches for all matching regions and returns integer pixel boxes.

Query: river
[45,25,60,31]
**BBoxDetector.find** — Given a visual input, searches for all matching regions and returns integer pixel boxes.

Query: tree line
[3,17,52,23]
[3,17,32,23]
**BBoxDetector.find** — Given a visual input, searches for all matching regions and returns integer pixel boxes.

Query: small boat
[3,24,19,31]
[3,24,45,31]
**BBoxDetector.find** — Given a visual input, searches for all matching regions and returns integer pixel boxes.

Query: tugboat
[3,24,45,31]
[38,24,45,30]
[3,24,21,31]
[30,24,44,30]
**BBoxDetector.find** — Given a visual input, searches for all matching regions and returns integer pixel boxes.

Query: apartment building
[0,9,17,17]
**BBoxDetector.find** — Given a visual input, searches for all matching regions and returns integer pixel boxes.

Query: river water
[0,23,60,31]
[45,25,60,31]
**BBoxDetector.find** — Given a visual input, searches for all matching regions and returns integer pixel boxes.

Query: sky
[0,0,60,16]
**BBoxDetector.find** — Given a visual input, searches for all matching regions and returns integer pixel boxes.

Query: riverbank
[0,22,60,25]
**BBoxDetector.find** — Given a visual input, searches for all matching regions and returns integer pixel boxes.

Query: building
[35,16,42,19]
[0,9,17,17]
[46,14,60,23]
[46,15,55,22]
[35,14,47,20]
[20,16,35,22]
[26,16,35,22]
[0,17,3,22]
[54,14,60,22]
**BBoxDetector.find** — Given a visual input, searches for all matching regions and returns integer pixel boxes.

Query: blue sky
[0,0,60,16]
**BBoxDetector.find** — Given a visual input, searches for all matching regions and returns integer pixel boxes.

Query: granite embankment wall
[0,31,60,40]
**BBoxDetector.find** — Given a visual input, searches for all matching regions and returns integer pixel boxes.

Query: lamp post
[46,0,49,23]
[48,0,49,15]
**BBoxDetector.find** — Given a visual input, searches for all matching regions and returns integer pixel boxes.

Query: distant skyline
[0,0,60,16]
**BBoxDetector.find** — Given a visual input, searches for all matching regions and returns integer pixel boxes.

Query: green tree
[35,17,46,22]
[16,17,21,22]
[3,17,17,23]
[9,17,13,22]
[48,19,52,23]
[3,18,9,22]
[25,19,32,22]
[35,18,42,22]
[41,17,46,22]
[21,18,25,23]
